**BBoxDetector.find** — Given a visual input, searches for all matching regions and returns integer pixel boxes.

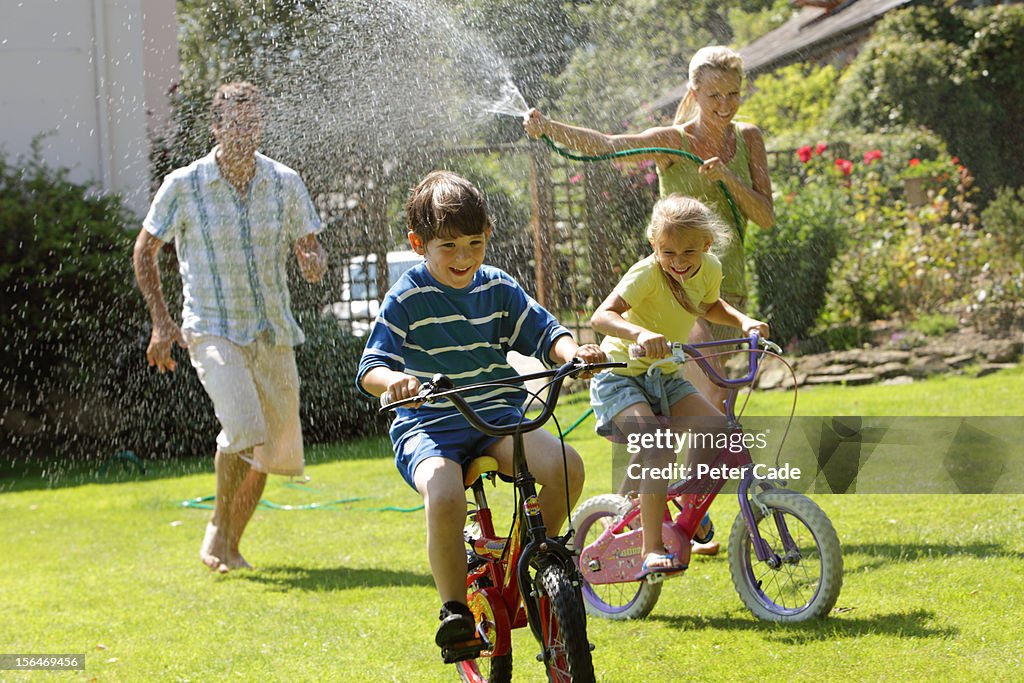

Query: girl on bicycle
[524,45,774,425]
[589,194,768,578]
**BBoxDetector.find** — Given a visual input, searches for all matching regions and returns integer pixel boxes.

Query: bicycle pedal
[643,568,687,585]
[440,638,485,664]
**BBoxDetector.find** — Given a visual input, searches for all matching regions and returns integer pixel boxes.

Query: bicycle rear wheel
[729,489,843,622]
[570,494,661,620]
[535,563,595,682]
[456,654,512,683]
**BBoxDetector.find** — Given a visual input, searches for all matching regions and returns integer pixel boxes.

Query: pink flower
[569,173,582,185]
[815,143,828,156]
[797,145,813,163]
[863,149,883,165]
[835,158,853,176]
[644,171,658,185]
[909,158,921,167]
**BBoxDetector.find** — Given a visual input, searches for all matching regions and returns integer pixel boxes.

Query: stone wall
[747,331,1022,391]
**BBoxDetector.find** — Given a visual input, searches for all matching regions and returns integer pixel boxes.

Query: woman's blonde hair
[672,46,744,126]
[646,195,731,314]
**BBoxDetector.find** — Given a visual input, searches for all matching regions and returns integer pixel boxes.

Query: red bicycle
[382,357,624,682]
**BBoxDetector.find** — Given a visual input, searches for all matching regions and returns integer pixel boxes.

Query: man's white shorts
[187,333,304,476]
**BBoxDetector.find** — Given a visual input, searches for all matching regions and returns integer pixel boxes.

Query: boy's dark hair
[405,170,491,242]
[211,81,261,124]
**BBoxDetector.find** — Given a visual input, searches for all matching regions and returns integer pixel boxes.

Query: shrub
[0,144,139,462]
[981,185,1024,255]
[828,3,1024,203]
[748,171,845,345]
[294,314,389,445]
[742,63,840,141]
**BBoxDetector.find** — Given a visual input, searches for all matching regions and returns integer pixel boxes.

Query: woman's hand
[698,156,733,183]
[522,108,548,140]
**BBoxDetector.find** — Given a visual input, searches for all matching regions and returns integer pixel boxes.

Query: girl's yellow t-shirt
[599,252,722,377]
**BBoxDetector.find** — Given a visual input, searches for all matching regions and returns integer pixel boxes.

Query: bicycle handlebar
[378,359,626,437]
[628,333,782,388]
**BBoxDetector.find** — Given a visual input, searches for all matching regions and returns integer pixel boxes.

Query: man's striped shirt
[143,148,321,346]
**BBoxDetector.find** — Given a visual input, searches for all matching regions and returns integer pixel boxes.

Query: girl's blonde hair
[672,46,744,126]
[646,195,731,315]
[646,194,731,249]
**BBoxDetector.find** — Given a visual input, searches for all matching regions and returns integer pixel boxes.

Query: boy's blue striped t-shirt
[356,263,570,442]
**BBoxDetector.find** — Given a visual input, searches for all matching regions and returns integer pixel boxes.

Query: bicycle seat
[464,456,500,488]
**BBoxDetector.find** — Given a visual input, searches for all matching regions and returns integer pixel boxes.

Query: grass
[1,367,1022,681]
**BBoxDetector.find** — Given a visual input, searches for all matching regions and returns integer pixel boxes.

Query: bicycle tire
[728,489,843,622]
[536,564,596,683]
[570,494,662,620]
[456,653,512,683]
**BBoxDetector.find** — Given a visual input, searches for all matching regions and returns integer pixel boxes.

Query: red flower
[815,142,828,156]
[909,158,921,166]
[569,173,582,185]
[797,145,813,163]
[951,156,960,165]
[863,149,883,165]
[835,158,853,176]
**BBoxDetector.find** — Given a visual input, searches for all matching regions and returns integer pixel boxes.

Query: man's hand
[294,235,327,283]
[147,320,187,373]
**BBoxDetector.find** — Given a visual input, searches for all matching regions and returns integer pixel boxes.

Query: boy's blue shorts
[393,407,526,490]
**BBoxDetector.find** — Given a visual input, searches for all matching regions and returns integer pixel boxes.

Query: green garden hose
[540,135,745,241]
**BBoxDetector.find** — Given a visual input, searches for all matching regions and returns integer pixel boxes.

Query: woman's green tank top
[658,123,751,298]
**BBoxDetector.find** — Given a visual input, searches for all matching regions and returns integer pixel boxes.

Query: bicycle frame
[579,335,797,585]
[448,369,593,650]
[382,358,624,669]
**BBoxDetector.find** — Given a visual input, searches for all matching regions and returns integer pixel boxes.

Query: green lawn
[1,367,1022,681]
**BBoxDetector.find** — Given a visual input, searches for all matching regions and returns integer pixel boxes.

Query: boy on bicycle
[357,171,604,655]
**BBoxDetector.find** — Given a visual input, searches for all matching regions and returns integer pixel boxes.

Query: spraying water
[256,0,531,185]
[479,79,530,119]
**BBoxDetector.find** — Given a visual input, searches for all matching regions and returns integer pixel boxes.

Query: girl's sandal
[636,551,688,581]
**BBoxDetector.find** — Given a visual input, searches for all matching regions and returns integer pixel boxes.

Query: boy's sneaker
[436,601,484,664]
[435,601,476,648]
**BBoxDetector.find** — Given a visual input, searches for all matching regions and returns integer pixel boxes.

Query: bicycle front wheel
[456,653,512,683]
[536,564,595,683]
[729,489,843,622]
[571,494,661,620]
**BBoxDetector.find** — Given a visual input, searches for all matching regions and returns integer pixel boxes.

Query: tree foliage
[828,3,1024,202]
[741,63,840,144]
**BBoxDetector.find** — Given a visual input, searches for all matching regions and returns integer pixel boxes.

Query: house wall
[0,0,179,217]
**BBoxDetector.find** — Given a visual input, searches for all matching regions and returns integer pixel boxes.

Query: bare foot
[200,522,230,573]
[226,552,253,570]
[691,539,721,556]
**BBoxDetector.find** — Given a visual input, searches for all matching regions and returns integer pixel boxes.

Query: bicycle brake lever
[760,339,783,355]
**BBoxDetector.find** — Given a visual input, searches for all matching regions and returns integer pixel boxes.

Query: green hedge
[1,147,386,465]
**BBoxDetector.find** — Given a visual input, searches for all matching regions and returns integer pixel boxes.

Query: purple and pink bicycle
[570,334,843,621]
